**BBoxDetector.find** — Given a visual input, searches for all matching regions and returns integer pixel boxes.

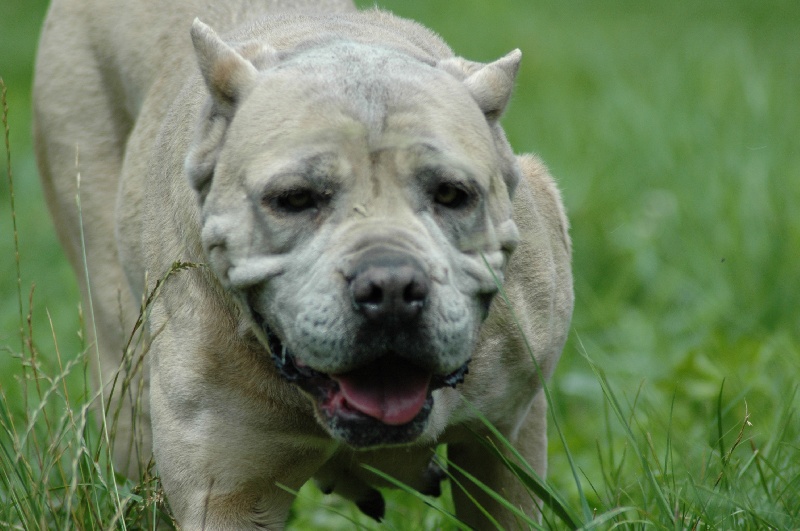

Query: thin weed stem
[1,77,25,442]
[0,78,24,356]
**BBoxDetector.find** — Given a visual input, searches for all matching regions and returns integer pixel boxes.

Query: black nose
[349,249,430,322]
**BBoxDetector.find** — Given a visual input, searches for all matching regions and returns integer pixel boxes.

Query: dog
[34,0,573,527]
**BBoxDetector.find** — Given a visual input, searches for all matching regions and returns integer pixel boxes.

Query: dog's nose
[349,249,429,322]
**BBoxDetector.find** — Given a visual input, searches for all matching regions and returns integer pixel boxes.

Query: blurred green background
[2,0,799,521]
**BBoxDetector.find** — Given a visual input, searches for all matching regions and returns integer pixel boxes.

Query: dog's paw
[420,456,447,497]
[356,488,385,522]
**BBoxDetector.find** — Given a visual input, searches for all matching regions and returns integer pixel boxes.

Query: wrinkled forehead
[230,41,496,162]
[273,41,453,105]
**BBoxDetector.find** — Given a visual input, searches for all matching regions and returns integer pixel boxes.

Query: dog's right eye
[272,189,318,213]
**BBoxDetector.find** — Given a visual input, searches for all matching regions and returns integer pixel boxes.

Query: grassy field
[2,0,799,528]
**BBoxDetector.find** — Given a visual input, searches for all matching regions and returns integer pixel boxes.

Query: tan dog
[34,0,572,527]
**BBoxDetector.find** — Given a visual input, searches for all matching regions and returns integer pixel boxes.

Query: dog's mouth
[263,327,469,447]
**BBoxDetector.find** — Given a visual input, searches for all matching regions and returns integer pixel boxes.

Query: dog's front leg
[147,314,333,529]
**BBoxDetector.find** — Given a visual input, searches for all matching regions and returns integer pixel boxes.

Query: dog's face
[186,21,521,447]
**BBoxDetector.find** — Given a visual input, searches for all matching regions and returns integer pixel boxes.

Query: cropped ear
[438,49,522,122]
[190,18,278,117]
[187,19,279,201]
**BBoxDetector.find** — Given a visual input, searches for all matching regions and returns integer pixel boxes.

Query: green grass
[2,0,799,528]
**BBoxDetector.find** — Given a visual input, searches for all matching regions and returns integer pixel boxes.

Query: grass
[2,0,799,528]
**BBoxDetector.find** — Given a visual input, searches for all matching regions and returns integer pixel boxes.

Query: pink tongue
[332,358,431,426]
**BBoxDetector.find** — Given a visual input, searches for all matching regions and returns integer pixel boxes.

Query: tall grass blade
[481,253,593,523]
[443,459,534,529]
[73,154,127,527]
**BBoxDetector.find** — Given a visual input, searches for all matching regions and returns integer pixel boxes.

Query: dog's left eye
[433,183,470,209]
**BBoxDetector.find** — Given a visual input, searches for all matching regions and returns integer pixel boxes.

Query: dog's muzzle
[256,247,472,447]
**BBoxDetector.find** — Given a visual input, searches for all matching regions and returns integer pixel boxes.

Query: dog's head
[185,19,522,447]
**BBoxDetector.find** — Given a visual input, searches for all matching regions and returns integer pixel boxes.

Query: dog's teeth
[442,362,470,387]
